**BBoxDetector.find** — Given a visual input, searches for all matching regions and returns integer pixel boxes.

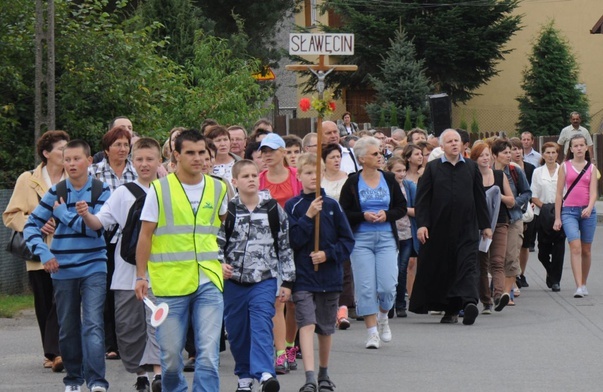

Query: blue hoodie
[285,189,355,293]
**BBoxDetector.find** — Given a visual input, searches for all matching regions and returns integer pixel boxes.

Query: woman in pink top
[258,133,302,374]
[553,134,598,298]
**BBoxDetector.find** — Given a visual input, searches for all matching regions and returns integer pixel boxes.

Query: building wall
[454,0,603,135]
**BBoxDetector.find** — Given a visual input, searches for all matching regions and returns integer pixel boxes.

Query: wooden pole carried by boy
[286,33,357,270]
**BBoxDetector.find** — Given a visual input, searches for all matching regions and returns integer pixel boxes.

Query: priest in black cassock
[409,129,492,325]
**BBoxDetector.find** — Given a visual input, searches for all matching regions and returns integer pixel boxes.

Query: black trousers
[28,270,60,359]
[104,243,118,354]
[537,223,566,285]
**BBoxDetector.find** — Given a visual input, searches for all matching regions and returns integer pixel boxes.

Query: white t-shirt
[140,176,228,286]
[95,180,150,290]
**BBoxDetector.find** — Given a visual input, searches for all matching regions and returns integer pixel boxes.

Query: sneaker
[377,318,392,342]
[574,287,584,298]
[152,375,161,392]
[513,287,521,297]
[286,346,298,370]
[482,305,492,315]
[64,386,81,392]
[494,293,510,312]
[135,376,150,392]
[396,308,407,318]
[365,332,381,349]
[275,353,289,374]
[520,275,529,288]
[183,357,195,372]
[462,303,479,325]
[52,356,64,372]
[581,285,589,296]
[260,376,280,392]
[440,313,458,324]
[236,380,253,392]
[336,306,350,330]
[91,386,107,392]
[551,283,561,292]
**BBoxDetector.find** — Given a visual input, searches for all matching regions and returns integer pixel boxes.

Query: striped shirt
[24,176,111,280]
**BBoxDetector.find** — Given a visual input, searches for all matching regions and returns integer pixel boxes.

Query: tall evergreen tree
[318,0,521,103]
[517,21,589,136]
[365,30,431,129]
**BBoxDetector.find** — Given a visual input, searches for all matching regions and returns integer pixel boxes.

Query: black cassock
[409,157,490,314]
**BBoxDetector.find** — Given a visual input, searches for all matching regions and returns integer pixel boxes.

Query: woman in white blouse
[530,142,564,292]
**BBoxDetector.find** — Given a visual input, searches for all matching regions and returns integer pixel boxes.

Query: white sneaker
[90,387,106,392]
[365,332,381,349]
[377,318,392,342]
[64,386,81,392]
[581,285,589,296]
[574,287,584,298]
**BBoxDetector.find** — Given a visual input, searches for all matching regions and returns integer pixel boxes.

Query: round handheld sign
[143,297,169,327]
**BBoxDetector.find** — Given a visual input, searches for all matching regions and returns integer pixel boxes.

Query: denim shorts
[561,206,597,243]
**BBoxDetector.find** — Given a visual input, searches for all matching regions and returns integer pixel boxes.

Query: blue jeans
[561,206,597,243]
[224,279,276,381]
[350,231,398,316]
[156,282,223,392]
[395,239,413,310]
[53,272,108,390]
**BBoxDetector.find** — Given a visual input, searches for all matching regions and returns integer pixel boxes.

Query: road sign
[289,33,354,56]
[252,67,276,81]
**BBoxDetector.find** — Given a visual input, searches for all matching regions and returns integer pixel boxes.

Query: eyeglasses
[111,143,130,150]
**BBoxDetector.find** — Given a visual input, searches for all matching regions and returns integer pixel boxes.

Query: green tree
[390,104,398,128]
[364,30,431,129]
[404,107,412,131]
[319,0,521,103]
[471,112,479,134]
[135,0,206,65]
[516,21,589,136]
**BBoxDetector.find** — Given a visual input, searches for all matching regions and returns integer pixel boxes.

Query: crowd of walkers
[2,111,598,392]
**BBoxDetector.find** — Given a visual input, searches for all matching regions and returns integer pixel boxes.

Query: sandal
[299,382,317,392]
[319,379,336,392]
[105,351,120,360]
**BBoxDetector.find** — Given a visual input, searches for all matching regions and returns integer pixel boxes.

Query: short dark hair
[108,116,130,130]
[283,135,303,150]
[65,139,91,157]
[244,142,261,160]
[250,129,271,142]
[491,138,512,156]
[200,118,218,134]
[174,129,205,153]
[456,129,470,145]
[37,130,70,164]
[321,143,342,162]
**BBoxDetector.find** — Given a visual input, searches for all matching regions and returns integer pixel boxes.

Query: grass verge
[0,294,34,318]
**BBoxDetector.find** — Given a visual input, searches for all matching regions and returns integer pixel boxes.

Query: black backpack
[119,182,147,265]
[55,178,104,206]
[223,198,281,260]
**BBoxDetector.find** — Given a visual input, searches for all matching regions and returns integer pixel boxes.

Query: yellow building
[451,1,603,135]
[291,1,603,134]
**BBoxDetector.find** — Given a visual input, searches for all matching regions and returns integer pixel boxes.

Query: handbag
[5,230,40,261]
[522,202,534,223]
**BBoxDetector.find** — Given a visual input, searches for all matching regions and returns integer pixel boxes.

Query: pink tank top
[564,161,593,207]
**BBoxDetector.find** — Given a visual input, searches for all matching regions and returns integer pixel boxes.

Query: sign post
[286,33,357,271]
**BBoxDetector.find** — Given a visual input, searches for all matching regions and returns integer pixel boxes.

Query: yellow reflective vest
[148,173,226,296]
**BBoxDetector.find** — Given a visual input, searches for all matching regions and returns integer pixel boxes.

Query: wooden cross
[286,55,357,270]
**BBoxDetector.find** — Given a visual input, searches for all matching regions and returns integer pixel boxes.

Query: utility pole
[34,0,56,163]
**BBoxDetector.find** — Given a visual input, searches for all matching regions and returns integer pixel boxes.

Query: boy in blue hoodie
[285,153,355,392]
[24,140,111,392]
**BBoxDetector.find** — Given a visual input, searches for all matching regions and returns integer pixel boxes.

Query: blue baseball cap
[258,133,285,150]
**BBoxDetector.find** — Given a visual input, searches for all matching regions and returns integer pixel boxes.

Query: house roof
[591,15,603,34]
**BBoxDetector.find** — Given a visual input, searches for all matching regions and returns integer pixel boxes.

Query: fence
[0,189,29,294]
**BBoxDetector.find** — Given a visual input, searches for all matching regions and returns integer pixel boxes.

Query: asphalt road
[2,223,603,391]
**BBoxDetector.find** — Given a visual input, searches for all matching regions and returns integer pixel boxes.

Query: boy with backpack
[218,159,296,392]
[285,153,355,392]
[24,140,112,392]
[76,138,163,391]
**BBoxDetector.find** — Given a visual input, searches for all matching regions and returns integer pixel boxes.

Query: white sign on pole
[289,34,354,56]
